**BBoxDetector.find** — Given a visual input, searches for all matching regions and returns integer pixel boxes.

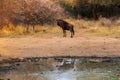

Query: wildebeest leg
[26,26,29,33]
[63,30,66,37]
[33,25,35,31]
[70,29,74,38]
[70,31,73,38]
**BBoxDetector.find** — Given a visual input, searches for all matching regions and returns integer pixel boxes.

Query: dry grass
[0,24,62,38]
[87,26,120,38]
[0,18,120,38]
[84,18,120,38]
[65,18,120,38]
[59,0,77,7]
[33,25,62,38]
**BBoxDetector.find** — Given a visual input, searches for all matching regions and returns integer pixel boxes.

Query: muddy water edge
[0,57,120,80]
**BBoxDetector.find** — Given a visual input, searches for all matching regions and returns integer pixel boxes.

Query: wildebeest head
[56,19,64,27]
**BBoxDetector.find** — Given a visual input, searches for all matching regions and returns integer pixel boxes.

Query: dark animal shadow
[56,19,75,38]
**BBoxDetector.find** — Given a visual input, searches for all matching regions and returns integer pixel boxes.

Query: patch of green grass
[111,77,119,80]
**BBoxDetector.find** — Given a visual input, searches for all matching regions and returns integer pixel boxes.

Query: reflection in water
[0,58,120,80]
[44,70,78,80]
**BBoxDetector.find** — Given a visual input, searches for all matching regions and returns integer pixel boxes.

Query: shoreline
[1,56,120,64]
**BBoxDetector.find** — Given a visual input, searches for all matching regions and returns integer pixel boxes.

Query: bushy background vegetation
[0,0,64,27]
[0,0,120,37]
[60,0,120,19]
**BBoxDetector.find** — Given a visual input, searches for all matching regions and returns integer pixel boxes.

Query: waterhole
[0,57,120,80]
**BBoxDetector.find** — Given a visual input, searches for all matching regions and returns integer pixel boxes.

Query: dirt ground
[0,33,120,61]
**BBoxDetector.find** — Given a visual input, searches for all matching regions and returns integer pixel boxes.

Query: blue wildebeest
[57,19,75,38]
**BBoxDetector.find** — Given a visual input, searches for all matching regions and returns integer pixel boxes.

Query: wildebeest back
[57,19,73,30]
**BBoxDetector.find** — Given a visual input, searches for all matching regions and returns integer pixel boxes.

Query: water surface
[0,58,120,80]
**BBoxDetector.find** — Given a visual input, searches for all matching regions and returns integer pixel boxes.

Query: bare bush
[0,0,64,28]
[24,0,64,25]
[0,0,25,28]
